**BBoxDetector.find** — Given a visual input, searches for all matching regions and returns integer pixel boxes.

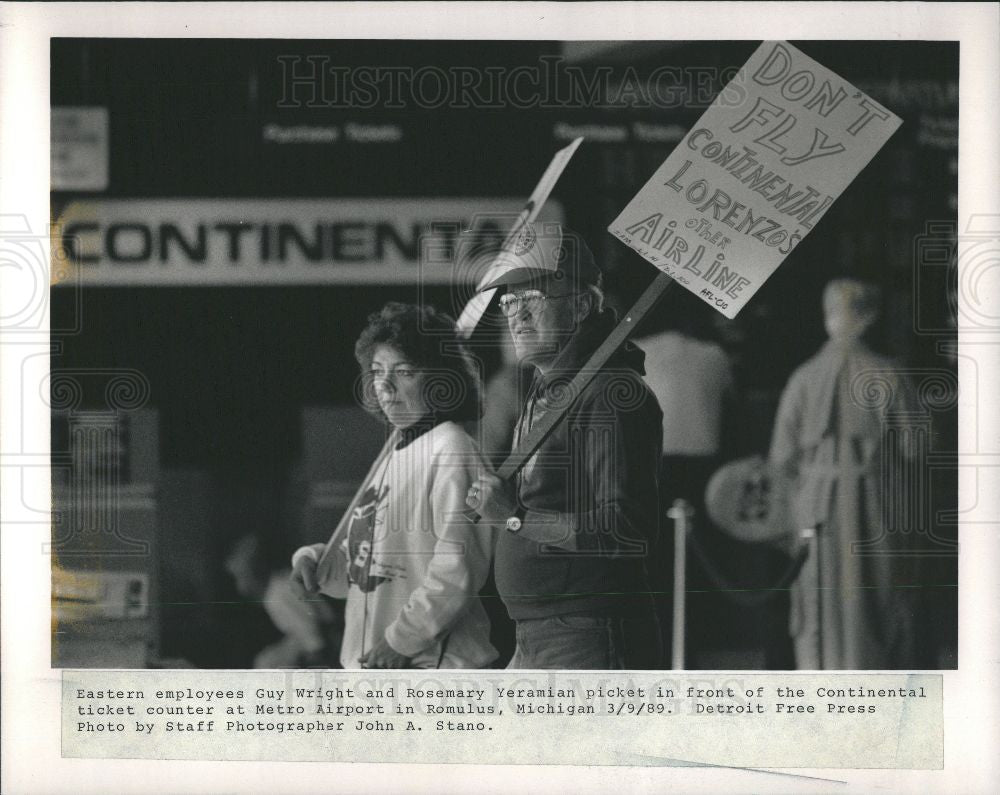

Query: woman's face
[370,344,429,429]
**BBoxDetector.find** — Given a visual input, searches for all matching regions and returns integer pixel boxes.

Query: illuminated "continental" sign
[54,199,562,285]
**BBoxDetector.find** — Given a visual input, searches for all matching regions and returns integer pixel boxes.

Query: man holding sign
[467,222,665,670]
[471,42,902,670]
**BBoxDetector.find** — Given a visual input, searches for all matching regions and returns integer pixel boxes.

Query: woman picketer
[291,303,497,669]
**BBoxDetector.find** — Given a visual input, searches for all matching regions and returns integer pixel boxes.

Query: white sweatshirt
[295,421,497,669]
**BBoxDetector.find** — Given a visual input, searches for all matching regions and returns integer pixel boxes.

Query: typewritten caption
[63,671,942,768]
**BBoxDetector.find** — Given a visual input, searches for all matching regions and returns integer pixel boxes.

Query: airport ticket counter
[51,408,160,668]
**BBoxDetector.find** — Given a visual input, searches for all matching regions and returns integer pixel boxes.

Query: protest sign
[485,42,903,503]
[455,137,582,334]
[609,41,902,318]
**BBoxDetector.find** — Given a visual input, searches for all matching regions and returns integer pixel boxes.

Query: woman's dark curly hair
[354,302,482,423]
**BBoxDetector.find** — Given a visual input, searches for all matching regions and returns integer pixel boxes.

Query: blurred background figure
[477,335,532,469]
[635,295,738,667]
[769,279,921,669]
[636,297,737,515]
[472,335,530,662]
[224,534,341,668]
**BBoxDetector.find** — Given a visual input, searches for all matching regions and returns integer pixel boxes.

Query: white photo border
[1,2,998,793]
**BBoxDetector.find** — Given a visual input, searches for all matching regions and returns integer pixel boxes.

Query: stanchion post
[667,498,694,670]
[800,525,822,669]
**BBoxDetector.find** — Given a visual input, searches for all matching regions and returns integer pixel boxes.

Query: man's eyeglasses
[498,290,580,318]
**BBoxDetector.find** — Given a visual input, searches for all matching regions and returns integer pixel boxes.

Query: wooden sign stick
[466,272,675,522]
[496,273,674,480]
[313,430,397,594]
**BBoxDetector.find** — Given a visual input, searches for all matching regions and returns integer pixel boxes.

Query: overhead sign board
[51,107,110,192]
[55,198,562,285]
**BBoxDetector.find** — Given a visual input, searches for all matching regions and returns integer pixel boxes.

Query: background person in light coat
[769,279,920,669]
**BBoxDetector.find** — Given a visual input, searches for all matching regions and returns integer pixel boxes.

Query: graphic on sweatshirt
[346,483,391,593]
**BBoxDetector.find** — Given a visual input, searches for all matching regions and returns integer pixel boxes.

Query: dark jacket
[494,310,664,620]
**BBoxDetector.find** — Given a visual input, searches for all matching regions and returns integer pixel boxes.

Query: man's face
[502,279,583,370]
